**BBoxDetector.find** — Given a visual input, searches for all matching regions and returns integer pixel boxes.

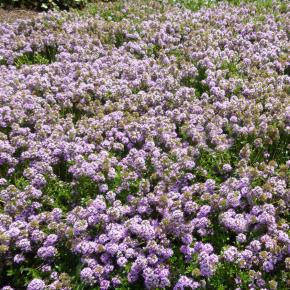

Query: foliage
[207,262,251,290]
[180,65,209,97]
[14,46,58,68]
[0,0,88,10]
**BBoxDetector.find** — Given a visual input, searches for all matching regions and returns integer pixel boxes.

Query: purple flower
[236,233,246,243]
[80,267,95,285]
[100,280,110,290]
[223,246,238,262]
[174,276,199,289]
[117,256,128,267]
[13,254,25,264]
[263,261,274,272]
[222,164,232,173]
[44,234,58,246]
[17,239,31,252]
[27,279,45,290]
[37,246,57,259]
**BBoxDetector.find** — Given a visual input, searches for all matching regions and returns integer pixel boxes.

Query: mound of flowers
[0,0,289,289]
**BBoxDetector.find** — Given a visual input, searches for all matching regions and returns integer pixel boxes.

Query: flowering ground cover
[0,0,289,289]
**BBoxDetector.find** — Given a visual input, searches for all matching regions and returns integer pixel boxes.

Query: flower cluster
[0,0,289,289]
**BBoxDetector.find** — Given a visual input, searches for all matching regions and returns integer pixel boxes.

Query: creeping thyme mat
[0,0,289,289]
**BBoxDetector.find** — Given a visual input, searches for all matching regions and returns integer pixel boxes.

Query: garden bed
[0,0,289,289]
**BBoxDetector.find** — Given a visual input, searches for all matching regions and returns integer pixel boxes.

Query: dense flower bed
[0,0,289,289]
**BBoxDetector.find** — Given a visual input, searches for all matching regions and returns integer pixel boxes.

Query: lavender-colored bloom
[13,254,25,264]
[117,256,128,267]
[17,239,31,252]
[27,279,45,290]
[263,261,274,272]
[44,234,58,246]
[236,233,246,243]
[100,280,110,290]
[80,267,95,285]
[37,246,57,259]
[181,234,193,245]
[223,246,238,262]
[111,277,121,287]
[197,205,211,218]
[222,164,232,173]
[174,275,199,289]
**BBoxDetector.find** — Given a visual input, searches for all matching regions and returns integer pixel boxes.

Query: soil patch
[0,8,39,23]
